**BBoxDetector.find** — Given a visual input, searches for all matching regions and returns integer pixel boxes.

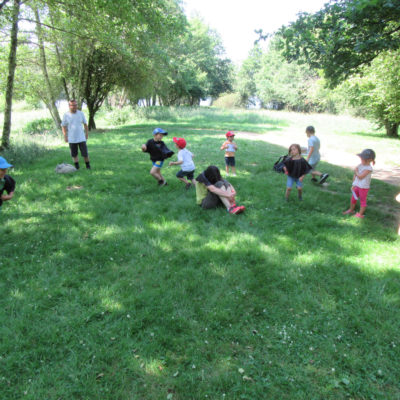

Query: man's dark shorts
[176,169,195,180]
[201,180,230,209]
[69,141,88,158]
[225,156,235,167]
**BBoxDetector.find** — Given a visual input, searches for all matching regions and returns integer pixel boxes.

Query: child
[220,131,237,176]
[283,144,312,201]
[305,126,329,184]
[169,137,196,189]
[141,128,174,186]
[0,156,16,213]
[343,149,375,218]
[195,165,245,214]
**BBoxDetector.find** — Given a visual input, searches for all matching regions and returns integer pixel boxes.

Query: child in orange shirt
[220,131,237,176]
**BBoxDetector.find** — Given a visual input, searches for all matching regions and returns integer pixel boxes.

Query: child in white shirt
[169,137,196,189]
[342,149,375,219]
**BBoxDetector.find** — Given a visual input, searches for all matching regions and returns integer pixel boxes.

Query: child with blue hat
[141,128,174,186]
[0,156,15,212]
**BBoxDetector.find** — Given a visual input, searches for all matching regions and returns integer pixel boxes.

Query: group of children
[141,126,376,218]
[0,126,376,219]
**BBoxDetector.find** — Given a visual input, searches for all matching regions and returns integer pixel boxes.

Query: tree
[1,0,20,150]
[343,51,400,138]
[255,40,319,112]
[277,0,400,87]
[235,46,262,107]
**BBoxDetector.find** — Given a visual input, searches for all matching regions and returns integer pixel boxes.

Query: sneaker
[342,209,355,215]
[159,180,168,186]
[232,173,237,177]
[311,177,318,182]
[319,173,329,184]
[228,205,245,214]
[354,212,364,218]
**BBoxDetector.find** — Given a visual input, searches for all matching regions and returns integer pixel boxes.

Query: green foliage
[105,107,134,126]
[341,50,400,137]
[277,0,400,87]
[212,92,242,109]
[1,108,399,399]
[22,117,57,135]
[0,134,56,165]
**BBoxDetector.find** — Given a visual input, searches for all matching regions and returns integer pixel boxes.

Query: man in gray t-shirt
[61,99,91,170]
[305,126,328,184]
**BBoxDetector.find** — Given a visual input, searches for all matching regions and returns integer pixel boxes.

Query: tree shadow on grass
[1,135,400,399]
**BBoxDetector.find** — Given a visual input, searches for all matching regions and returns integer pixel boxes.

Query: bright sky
[182,0,328,64]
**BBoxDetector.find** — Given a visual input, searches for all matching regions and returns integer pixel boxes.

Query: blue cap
[0,156,12,169]
[153,128,168,136]
[357,149,375,160]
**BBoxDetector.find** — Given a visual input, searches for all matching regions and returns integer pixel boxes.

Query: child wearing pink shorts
[342,149,375,219]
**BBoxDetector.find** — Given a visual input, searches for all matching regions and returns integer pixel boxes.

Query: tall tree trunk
[33,6,61,129]
[1,0,20,150]
[384,121,399,138]
[49,10,70,101]
[87,104,96,130]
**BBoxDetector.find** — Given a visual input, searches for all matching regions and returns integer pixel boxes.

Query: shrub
[212,93,242,109]
[105,107,133,126]
[22,118,58,136]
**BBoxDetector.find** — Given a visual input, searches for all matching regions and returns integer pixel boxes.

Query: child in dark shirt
[283,144,312,201]
[0,157,16,212]
[141,128,174,186]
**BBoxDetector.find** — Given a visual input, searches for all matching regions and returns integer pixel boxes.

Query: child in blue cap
[141,128,174,186]
[0,156,16,212]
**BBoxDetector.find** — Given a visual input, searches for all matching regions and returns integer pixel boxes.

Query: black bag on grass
[273,155,289,173]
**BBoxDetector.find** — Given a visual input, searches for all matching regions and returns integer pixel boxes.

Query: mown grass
[0,107,399,399]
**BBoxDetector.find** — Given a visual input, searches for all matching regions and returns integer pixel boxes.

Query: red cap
[226,131,235,138]
[173,137,186,149]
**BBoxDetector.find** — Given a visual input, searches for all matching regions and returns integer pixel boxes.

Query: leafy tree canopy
[276,0,400,87]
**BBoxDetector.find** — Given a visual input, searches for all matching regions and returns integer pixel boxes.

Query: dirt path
[238,131,400,188]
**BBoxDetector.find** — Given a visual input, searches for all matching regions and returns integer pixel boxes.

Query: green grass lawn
[1,107,400,399]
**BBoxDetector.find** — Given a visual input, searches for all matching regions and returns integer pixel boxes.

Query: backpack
[273,155,289,173]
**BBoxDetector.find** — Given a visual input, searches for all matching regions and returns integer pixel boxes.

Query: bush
[1,136,55,165]
[133,106,178,122]
[105,107,133,126]
[22,118,58,136]
[212,93,242,109]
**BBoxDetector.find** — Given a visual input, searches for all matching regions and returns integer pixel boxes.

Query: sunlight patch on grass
[10,289,25,299]
[143,359,165,376]
[101,296,123,312]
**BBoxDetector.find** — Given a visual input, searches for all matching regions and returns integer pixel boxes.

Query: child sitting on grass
[195,165,245,214]
[342,149,375,219]
[141,128,174,186]
[169,137,196,189]
[220,131,238,176]
[0,156,16,213]
[283,144,312,201]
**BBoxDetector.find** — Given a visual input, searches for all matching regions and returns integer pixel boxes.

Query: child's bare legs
[297,187,303,200]
[231,166,236,176]
[218,184,235,208]
[150,166,164,183]
[358,206,367,216]
[178,177,189,185]
[285,187,291,201]
[225,165,229,175]
[343,193,357,214]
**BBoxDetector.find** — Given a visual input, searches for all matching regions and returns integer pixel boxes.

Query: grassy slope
[0,108,399,399]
